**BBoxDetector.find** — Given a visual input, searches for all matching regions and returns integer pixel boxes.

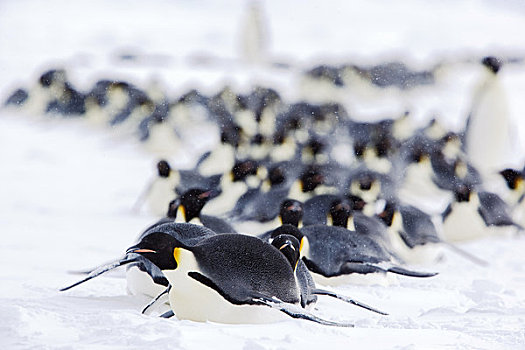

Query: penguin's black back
[478,192,516,227]
[303,194,341,226]
[199,215,237,234]
[139,222,217,246]
[190,234,299,305]
[399,205,441,248]
[300,225,390,277]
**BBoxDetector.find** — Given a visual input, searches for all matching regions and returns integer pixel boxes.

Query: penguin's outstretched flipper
[254,297,354,327]
[311,288,388,315]
[341,262,437,278]
[60,255,138,291]
[142,285,171,315]
[442,241,489,266]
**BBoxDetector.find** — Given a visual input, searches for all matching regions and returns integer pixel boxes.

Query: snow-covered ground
[2,0,525,349]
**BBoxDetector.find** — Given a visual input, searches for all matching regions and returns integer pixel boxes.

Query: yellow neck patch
[173,247,182,265]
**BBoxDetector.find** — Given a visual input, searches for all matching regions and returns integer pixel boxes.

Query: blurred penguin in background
[465,56,519,186]
[239,1,269,64]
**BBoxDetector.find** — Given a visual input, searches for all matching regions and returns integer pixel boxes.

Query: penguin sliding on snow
[127,230,355,326]
[265,224,436,286]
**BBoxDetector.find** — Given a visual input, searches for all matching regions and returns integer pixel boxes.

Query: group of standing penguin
[6,55,525,326]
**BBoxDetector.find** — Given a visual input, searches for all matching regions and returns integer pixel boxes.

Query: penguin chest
[198,144,235,177]
[441,202,490,242]
[398,162,451,214]
[143,124,181,156]
[386,225,443,265]
[164,251,288,324]
[202,181,247,216]
[147,177,179,216]
[126,265,167,298]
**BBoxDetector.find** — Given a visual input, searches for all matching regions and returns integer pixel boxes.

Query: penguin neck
[299,236,310,260]
[351,181,381,203]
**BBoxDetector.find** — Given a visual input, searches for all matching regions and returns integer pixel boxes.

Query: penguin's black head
[499,169,523,190]
[481,56,502,74]
[409,146,425,163]
[251,133,266,146]
[167,198,182,219]
[180,189,214,221]
[377,201,396,227]
[300,166,324,192]
[157,160,171,178]
[270,224,304,244]
[231,159,259,182]
[329,198,352,227]
[305,137,325,156]
[268,165,286,187]
[357,173,375,191]
[353,140,367,159]
[271,234,300,270]
[374,135,393,158]
[39,69,65,87]
[280,199,303,227]
[347,194,366,212]
[220,124,242,148]
[127,232,180,271]
[454,184,471,202]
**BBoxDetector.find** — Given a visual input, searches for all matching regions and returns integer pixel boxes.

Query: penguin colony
[5,56,525,326]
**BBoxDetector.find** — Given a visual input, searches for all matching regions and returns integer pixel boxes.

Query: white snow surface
[1,0,525,349]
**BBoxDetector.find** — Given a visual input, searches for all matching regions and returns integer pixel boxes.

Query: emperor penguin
[127,231,353,326]
[465,56,517,186]
[441,183,522,242]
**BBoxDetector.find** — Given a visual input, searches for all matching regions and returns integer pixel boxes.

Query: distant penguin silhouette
[465,56,516,185]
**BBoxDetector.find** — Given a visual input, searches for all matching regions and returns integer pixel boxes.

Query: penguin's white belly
[467,78,512,174]
[144,124,181,156]
[147,178,177,216]
[164,267,288,324]
[387,229,443,265]
[310,270,397,287]
[441,202,511,242]
[126,265,166,298]
[198,145,235,177]
[398,166,452,214]
[202,182,247,216]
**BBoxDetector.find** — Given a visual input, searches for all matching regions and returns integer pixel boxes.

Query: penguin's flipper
[312,288,388,316]
[59,256,138,291]
[341,262,437,278]
[383,265,438,278]
[132,177,156,213]
[142,285,171,315]
[442,241,489,266]
[194,150,212,169]
[160,310,175,318]
[254,297,354,327]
